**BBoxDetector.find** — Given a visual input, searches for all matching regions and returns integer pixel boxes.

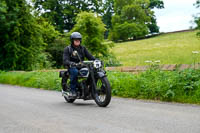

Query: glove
[70,62,83,68]
[76,62,84,69]
[70,62,77,67]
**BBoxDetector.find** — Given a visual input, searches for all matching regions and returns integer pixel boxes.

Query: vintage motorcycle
[59,52,111,107]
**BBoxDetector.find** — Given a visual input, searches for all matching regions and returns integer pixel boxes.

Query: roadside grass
[108,69,200,104]
[0,71,61,91]
[112,30,200,66]
[1,69,200,104]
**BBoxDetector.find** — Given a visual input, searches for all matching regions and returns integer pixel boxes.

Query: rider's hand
[70,62,77,67]
[76,62,84,68]
[70,62,83,68]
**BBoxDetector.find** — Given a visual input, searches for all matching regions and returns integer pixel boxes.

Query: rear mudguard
[59,70,69,78]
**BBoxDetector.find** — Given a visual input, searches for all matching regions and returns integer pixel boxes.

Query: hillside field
[112,30,200,66]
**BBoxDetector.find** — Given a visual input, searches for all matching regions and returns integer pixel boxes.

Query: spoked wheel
[93,77,111,107]
[62,77,76,103]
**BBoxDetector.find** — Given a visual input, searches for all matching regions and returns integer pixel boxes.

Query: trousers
[68,67,78,92]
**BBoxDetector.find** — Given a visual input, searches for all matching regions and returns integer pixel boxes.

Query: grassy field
[112,30,200,66]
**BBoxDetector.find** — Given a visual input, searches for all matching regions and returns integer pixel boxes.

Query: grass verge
[0,69,200,104]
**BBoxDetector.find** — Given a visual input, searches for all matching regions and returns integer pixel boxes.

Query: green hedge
[1,69,200,104]
[0,71,61,91]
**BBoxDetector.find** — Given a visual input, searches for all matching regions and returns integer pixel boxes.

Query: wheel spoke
[93,77,111,107]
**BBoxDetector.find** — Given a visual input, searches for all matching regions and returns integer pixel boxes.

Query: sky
[154,0,199,32]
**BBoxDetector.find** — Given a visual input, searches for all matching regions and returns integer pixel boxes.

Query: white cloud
[154,0,198,32]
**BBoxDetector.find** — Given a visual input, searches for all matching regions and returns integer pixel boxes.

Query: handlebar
[83,61,94,64]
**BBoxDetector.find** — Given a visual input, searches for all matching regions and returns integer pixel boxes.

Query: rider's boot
[69,90,77,97]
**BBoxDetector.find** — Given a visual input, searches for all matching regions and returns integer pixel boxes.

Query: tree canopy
[32,0,103,33]
[108,0,164,42]
[69,12,111,57]
[194,0,200,37]
[109,0,151,41]
[0,0,58,70]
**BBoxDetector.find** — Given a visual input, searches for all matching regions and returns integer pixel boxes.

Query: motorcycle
[59,51,111,107]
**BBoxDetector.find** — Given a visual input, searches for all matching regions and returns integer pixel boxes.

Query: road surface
[0,84,200,133]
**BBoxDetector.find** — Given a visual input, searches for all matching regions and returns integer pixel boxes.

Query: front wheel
[92,77,111,107]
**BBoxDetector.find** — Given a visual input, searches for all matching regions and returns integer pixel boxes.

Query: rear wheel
[92,77,111,107]
[62,77,76,103]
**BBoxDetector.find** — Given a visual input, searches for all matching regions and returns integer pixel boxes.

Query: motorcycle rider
[63,32,95,97]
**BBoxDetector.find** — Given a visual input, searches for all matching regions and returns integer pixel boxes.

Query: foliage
[112,30,200,66]
[1,68,200,104]
[148,0,164,33]
[109,0,152,41]
[35,17,62,69]
[0,0,47,70]
[0,71,61,91]
[69,12,112,57]
[102,0,114,38]
[108,0,164,41]
[46,35,69,68]
[32,0,103,33]
[31,52,54,70]
[149,0,164,9]
[194,0,200,37]
[101,52,122,67]
[108,69,200,103]
[35,17,68,68]
[0,0,60,71]
[109,22,149,41]
[36,17,60,45]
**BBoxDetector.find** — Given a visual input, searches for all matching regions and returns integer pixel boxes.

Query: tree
[148,0,164,33]
[102,0,114,38]
[149,0,164,9]
[69,12,111,57]
[102,0,164,39]
[0,0,58,70]
[35,16,62,68]
[32,0,103,33]
[194,0,200,36]
[109,0,152,41]
[46,35,69,68]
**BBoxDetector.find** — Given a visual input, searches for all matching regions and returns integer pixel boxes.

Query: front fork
[89,69,106,98]
[90,70,97,93]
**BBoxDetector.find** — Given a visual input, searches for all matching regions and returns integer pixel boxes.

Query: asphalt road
[0,84,200,133]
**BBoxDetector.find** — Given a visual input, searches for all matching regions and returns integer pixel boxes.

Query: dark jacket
[63,44,95,68]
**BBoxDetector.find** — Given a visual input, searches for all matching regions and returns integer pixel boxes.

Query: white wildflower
[154,60,161,63]
[192,51,199,54]
[145,60,152,63]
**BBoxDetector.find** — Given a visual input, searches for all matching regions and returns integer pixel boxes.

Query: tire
[61,77,76,103]
[92,77,111,107]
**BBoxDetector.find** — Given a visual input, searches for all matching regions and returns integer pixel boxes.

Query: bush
[107,69,200,104]
[101,52,122,67]
[69,12,112,58]
[109,22,148,42]
[46,35,69,68]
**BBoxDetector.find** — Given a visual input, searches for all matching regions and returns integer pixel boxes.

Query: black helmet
[70,32,82,44]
